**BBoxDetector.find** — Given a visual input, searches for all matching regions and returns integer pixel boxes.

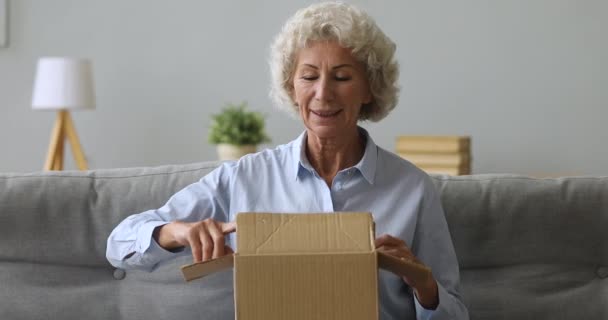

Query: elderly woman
[107,2,468,319]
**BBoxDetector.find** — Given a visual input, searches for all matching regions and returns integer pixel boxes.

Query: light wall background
[1,0,607,175]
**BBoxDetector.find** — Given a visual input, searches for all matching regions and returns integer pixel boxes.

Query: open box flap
[236,212,374,255]
[181,250,433,283]
[180,213,432,283]
[181,253,234,282]
[377,251,432,284]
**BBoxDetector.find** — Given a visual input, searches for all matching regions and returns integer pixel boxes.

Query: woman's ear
[287,84,297,105]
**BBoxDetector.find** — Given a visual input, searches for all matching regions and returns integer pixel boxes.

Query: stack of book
[395,136,471,175]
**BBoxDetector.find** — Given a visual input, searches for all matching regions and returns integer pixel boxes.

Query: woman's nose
[314,77,334,102]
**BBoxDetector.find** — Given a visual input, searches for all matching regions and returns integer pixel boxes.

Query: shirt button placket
[319,175,334,211]
[331,174,347,210]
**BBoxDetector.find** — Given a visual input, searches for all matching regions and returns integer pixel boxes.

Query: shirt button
[113,268,126,280]
[597,266,608,279]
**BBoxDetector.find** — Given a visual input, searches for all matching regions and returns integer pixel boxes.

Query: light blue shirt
[107,128,468,320]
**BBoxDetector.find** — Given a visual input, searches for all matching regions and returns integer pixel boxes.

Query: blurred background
[0,0,606,175]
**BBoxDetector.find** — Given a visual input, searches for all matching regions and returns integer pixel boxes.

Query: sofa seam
[430,176,608,182]
[0,166,217,181]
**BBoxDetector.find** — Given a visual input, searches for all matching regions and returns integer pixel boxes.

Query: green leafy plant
[208,102,271,146]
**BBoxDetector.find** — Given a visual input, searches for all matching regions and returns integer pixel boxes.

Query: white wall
[1,0,607,175]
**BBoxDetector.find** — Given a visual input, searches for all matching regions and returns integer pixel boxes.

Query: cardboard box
[181,212,431,320]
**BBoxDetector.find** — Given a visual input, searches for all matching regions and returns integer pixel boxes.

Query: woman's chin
[306,124,353,140]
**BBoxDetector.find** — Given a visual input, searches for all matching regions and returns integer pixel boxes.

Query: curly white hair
[269,2,400,121]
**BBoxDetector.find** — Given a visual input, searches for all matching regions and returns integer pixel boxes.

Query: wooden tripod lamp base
[32,57,96,171]
[44,110,88,171]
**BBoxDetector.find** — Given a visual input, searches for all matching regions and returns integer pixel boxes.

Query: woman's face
[292,40,372,140]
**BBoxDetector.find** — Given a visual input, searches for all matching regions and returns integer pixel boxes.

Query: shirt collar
[293,131,313,180]
[293,127,377,185]
[355,127,377,184]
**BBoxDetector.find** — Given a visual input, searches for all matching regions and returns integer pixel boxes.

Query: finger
[199,226,214,261]
[206,220,225,259]
[188,231,202,263]
[375,234,406,248]
[220,221,237,234]
[382,247,416,261]
[378,242,414,255]
[374,234,402,248]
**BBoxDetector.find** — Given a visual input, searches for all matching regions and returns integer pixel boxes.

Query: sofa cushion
[432,174,608,319]
[0,162,234,320]
[1,163,606,320]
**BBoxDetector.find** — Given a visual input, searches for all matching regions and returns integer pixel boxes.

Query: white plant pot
[216,144,257,161]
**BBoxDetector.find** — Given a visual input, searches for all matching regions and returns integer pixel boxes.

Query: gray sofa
[1,161,606,320]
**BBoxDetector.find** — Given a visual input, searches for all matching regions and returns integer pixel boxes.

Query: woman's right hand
[153,219,236,263]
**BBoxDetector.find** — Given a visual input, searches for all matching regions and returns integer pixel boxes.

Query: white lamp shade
[32,57,96,110]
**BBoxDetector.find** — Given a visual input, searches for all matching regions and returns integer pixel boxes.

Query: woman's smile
[310,109,343,118]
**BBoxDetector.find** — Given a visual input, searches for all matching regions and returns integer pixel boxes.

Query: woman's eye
[335,75,351,81]
[301,75,318,81]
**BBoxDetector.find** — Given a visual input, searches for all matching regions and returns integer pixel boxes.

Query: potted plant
[208,102,271,160]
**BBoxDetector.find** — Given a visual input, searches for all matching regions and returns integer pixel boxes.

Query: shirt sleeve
[412,177,470,320]
[106,162,235,271]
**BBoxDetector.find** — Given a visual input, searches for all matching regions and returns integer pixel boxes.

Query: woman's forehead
[295,41,358,66]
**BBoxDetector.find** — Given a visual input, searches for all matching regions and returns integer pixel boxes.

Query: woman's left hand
[375,234,439,309]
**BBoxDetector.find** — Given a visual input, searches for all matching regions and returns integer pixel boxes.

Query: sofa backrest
[1,162,606,319]
[0,162,233,320]
[431,174,608,319]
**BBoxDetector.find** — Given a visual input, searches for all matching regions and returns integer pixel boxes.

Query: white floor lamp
[32,57,96,171]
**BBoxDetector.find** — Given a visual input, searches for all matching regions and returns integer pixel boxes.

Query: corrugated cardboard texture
[236,212,374,255]
[181,254,233,282]
[235,253,378,320]
[377,251,432,284]
[233,212,379,320]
